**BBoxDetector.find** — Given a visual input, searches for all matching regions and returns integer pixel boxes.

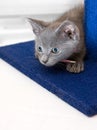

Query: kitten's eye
[38,46,42,52]
[51,48,59,54]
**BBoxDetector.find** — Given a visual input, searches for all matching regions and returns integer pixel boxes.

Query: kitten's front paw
[66,61,84,73]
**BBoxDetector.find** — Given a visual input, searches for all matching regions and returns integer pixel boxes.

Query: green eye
[51,48,59,54]
[38,46,42,52]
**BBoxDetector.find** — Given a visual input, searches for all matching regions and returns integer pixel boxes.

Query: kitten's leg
[66,48,85,73]
[66,60,84,73]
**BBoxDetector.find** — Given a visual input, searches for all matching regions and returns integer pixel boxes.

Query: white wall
[0,0,83,16]
[0,0,83,46]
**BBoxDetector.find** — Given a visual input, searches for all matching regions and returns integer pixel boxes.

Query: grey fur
[28,5,86,73]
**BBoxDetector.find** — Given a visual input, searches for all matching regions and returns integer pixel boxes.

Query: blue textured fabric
[0,41,97,117]
[85,0,97,59]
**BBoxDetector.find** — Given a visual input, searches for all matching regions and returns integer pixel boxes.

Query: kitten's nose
[41,55,48,63]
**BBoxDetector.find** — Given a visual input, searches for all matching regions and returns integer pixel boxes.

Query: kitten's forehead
[39,28,57,44]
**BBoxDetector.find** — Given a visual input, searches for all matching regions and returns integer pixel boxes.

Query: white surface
[0,0,83,45]
[0,59,97,130]
[1,0,97,129]
[0,0,83,16]
[0,17,34,46]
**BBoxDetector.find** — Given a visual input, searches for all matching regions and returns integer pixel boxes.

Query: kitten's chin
[44,63,55,67]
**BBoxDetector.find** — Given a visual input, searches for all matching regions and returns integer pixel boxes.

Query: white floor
[0,11,97,130]
[1,60,97,130]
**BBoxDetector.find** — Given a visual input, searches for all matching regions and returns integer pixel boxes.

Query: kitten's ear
[28,18,50,36]
[55,20,79,40]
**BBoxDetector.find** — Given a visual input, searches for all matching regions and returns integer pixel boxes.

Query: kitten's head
[28,18,80,66]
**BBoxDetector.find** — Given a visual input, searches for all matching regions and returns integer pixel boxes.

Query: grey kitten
[28,5,86,73]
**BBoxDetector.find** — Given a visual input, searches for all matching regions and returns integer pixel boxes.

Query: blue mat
[0,41,97,117]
